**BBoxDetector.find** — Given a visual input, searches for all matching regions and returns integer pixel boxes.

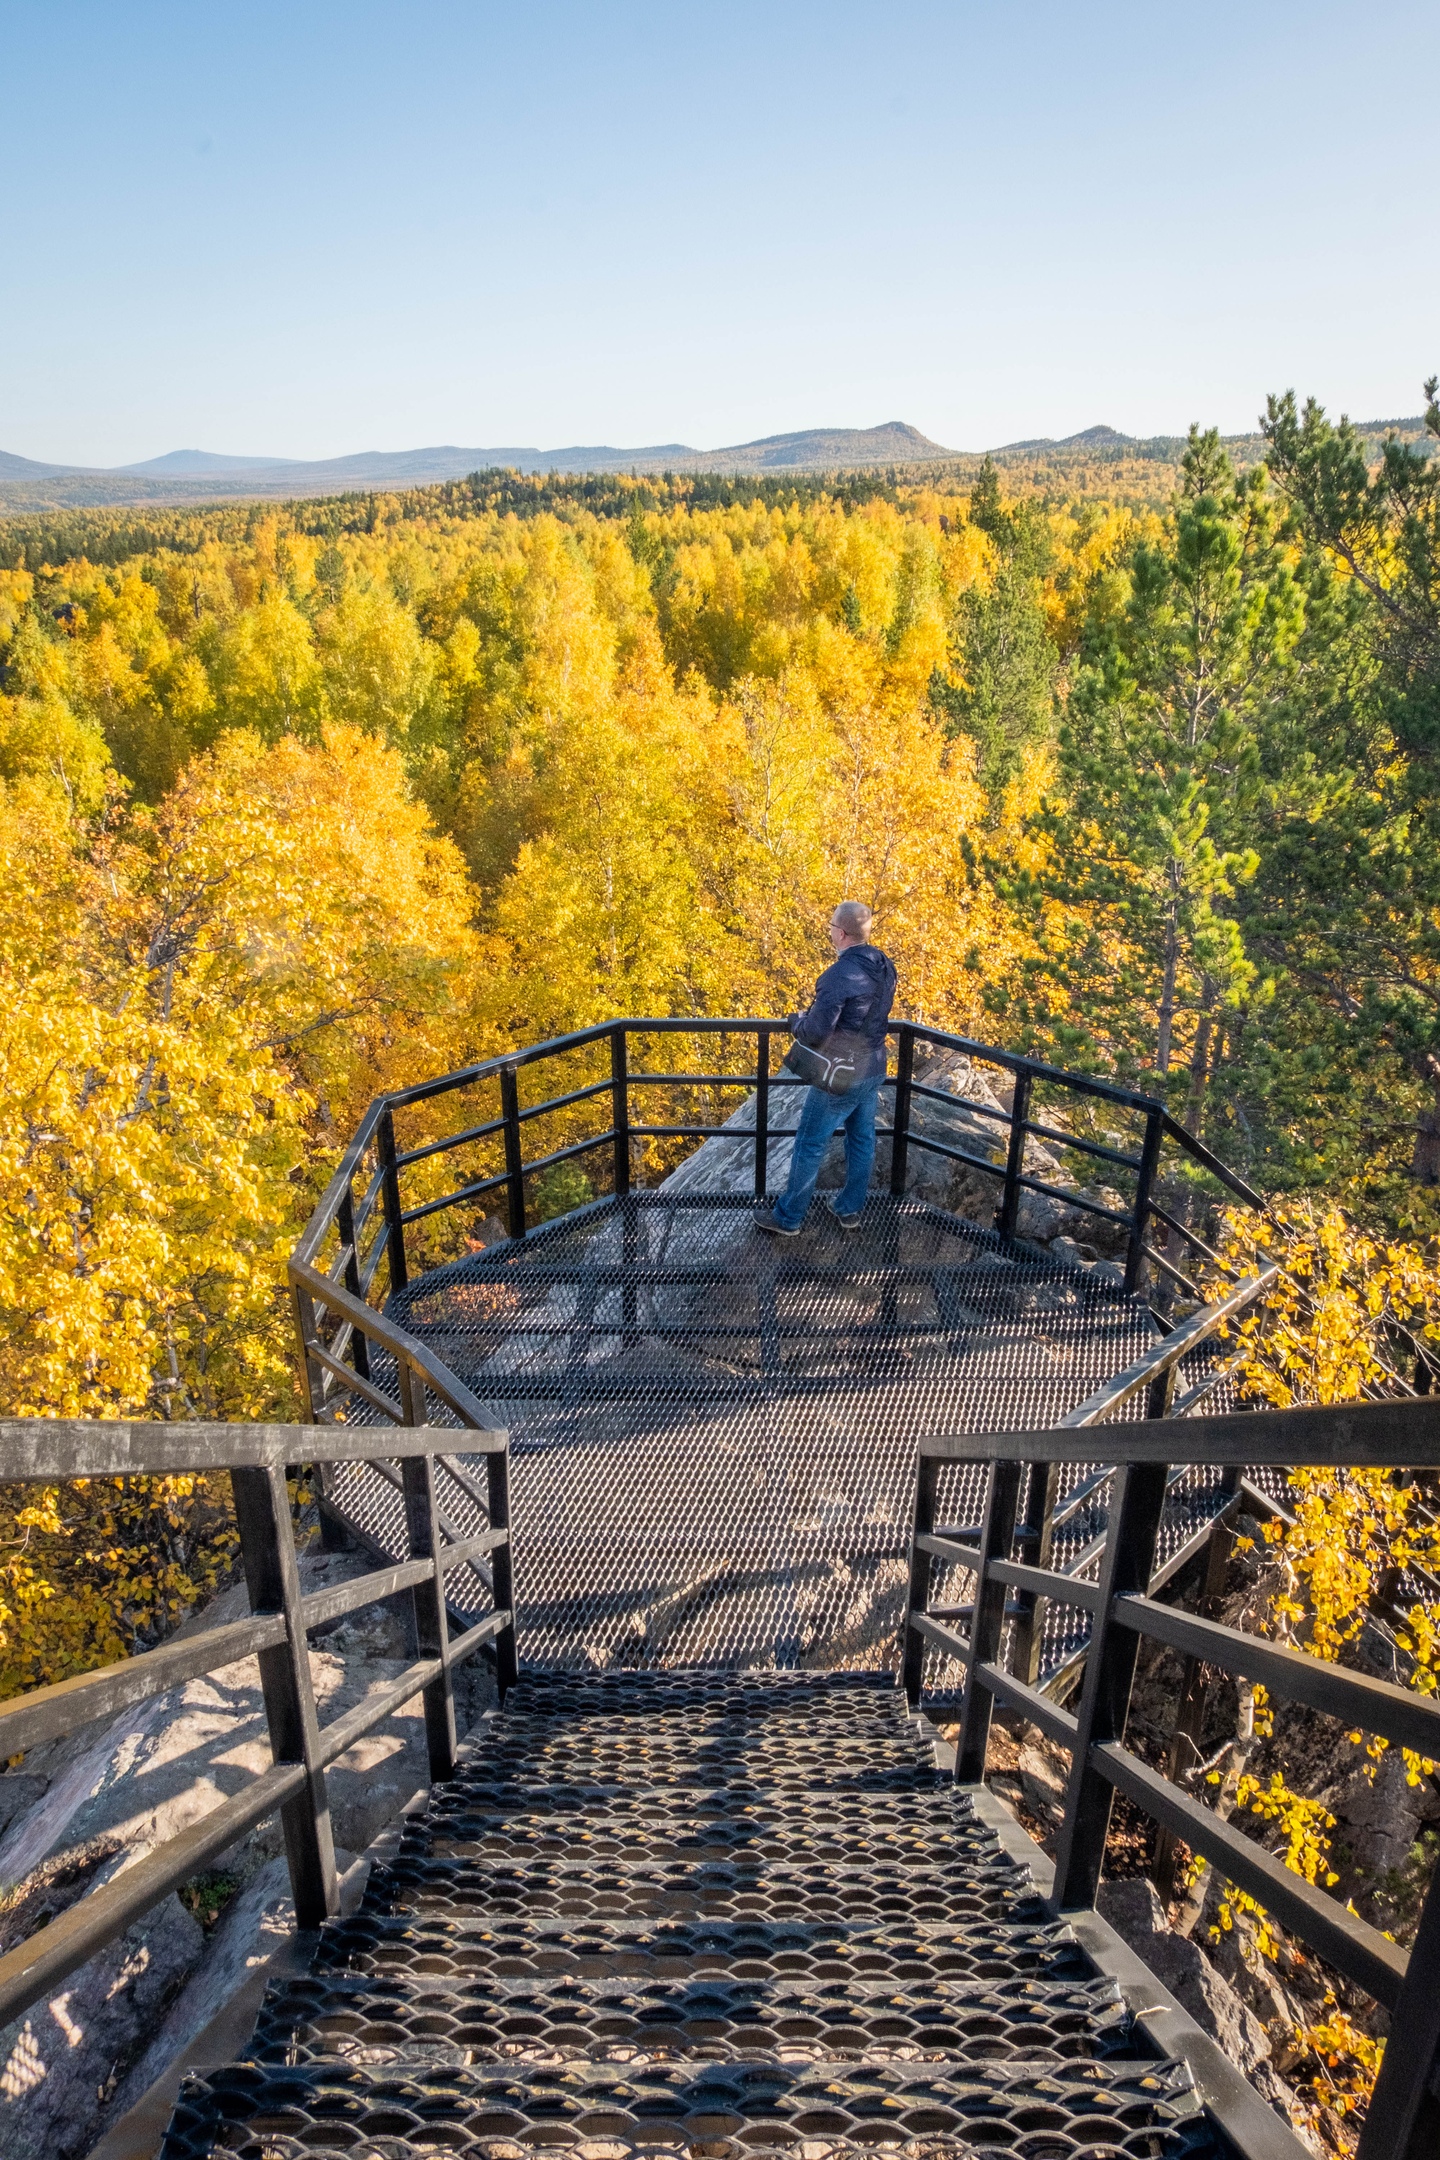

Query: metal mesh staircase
[160,1670,1226,2160]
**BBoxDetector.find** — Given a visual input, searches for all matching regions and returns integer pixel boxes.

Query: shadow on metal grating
[325,1194,1207,1675]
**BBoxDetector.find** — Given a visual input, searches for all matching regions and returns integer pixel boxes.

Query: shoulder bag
[781,1028,870,1096]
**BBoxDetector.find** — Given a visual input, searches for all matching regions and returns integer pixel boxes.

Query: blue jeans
[774,1075,883,1228]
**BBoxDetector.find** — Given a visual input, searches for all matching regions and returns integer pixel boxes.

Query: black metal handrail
[291,1017,1264,1427]
[0,1415,516,2033]
[901,1372,1440,2160]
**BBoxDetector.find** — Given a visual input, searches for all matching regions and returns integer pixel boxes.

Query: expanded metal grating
[329,1195,1181,1675]
[163,2053,1217,2159]
[163,1673,1233,2160]
[250,1964,1136,2071]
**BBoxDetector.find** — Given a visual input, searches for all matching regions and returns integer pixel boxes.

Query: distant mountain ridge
[0,416,1431,513]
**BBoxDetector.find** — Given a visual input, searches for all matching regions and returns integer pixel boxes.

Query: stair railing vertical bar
[1012,1458,1063,1687]
[335,1183,371,1382]
[610,1026,631,1197]
[1049,1456,1172,1909]
[290,1272,327,1425]
[901,1454,941,1707]
[378,1106,409,1294]
[997,1068,1033,1242]
[500,1065,527,1240]
[401,1443,459,1783]
[754,1027,771,1197]
[1361,1867,1440,2159]
[954,1460,1024,1781]
[1125,1105,1165,1294]
[231,1461,340,1928]
[889,1022,915,1197]
[486,1436,519,1694]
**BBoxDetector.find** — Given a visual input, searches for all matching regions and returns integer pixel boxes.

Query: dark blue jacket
[792,944,897,1082]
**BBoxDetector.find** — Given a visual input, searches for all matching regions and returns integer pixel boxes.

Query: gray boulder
[1097,1878,1299,2123]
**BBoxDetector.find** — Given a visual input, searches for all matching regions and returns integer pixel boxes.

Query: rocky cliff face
[664,1044,1126,1268]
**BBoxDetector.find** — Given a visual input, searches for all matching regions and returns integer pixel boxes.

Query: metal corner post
[610,1026,631,1196]
[501,1065,527,1240]
[378,1106,408,1294]
[1358,1860,1440,2158]
[336,1183,370,1380]
[401,1447,457,1783]
[1012,1458,1062,1687]
[997,1069,1033,1242]
[1125,1106,1164,1294]
[890,1024,915,1197]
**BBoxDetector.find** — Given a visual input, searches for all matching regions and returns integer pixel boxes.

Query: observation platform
[295,1016,1266,1687]
[324,1191,1236,1681]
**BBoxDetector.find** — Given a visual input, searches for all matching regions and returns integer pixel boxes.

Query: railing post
[290,1276,326,1421]
[890,1024,915,1197]
[1145,1358,1178,1421]
[231,1463,339,1929]
[1051,1458,1170,1910]
[378,1106,408,1294]
[901,1454,940,1707]
[1011,1458,1061,1687]
[997,1069,1033,1242]
[501,1065,527,1240]
[400,1436,457,1784]
[610,1026,631,1197]
[1358,1869,1440,2159]
[1124,1106,1164,1294]
[754,1028,771,1198]
[336,1183,371,1381]
[487,1436,519,1696]
[955,1459,1024,1782]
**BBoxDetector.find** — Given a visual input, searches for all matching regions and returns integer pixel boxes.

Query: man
[755,901,897,1237]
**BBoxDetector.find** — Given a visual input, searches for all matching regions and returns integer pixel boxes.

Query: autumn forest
[4,389,1440,1431]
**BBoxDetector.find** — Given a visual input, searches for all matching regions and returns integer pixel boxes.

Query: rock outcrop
[0,1545,496,2160]
[1096,1878,1311,2142]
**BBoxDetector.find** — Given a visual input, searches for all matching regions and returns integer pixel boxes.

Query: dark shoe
[832,1207,862,1230]
[754,1207,800,1237]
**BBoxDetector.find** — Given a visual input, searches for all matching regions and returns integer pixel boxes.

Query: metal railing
[291,1016,1264,1428]
[0,1416,515,2035]
[902,1355,1440,2160]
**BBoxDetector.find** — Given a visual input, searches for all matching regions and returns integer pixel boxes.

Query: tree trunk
[1182,988,1216,1137]
[1155,893,1180,1077]
[1412,1052,1440,1185]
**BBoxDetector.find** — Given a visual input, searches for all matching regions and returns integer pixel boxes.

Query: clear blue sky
[1,0,1434,466]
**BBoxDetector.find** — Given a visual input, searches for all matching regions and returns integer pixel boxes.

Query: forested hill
[0,422,950,510]
[2,412,1432,515]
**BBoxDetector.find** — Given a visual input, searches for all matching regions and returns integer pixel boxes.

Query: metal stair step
[500,1671,899,1715]
[404,1805,1024,1871]
[249,1964,1138,2069]
[358,1852,1045,1927]
[424,1786,986,1832]
[451,1743,933,1787]
[161,2051,1220,2160]
[153,1666,1233,2160]
[306,1912,1099,1987]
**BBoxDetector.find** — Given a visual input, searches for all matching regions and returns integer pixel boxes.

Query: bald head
[829,901,872,949]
